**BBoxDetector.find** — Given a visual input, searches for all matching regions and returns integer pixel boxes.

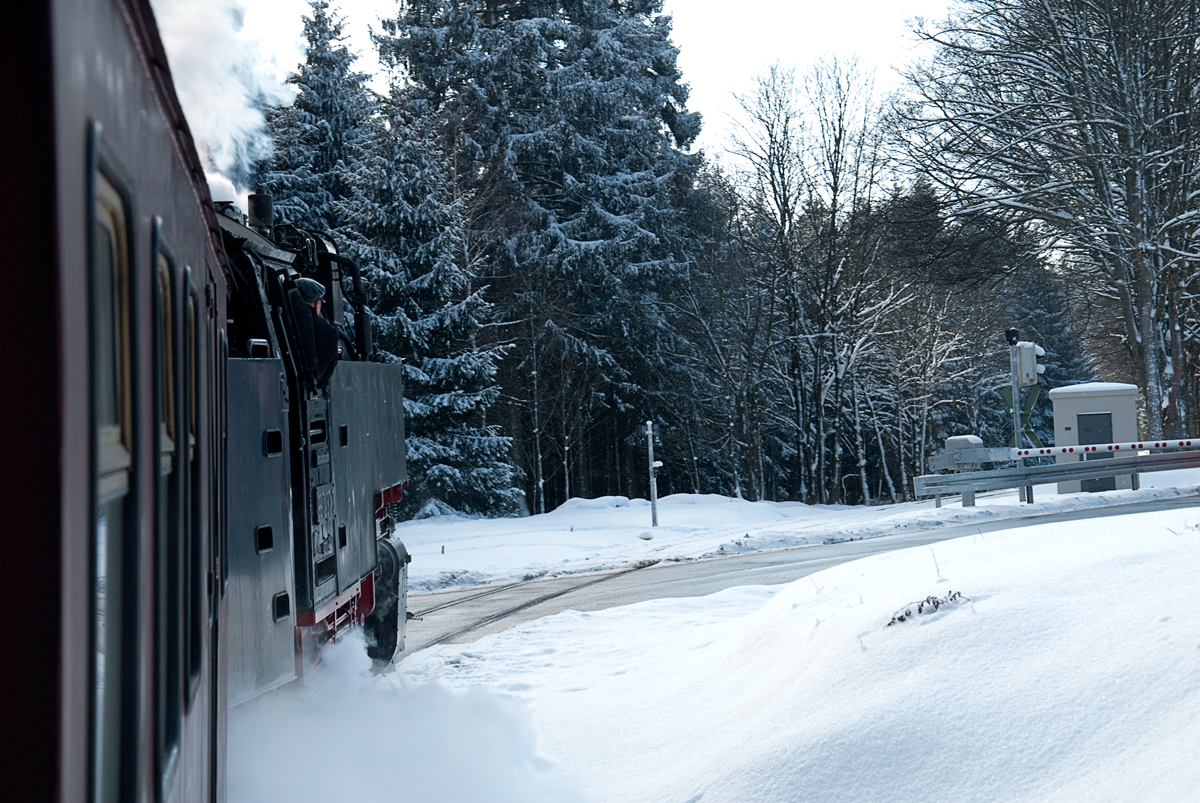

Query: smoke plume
[149,0,295,205]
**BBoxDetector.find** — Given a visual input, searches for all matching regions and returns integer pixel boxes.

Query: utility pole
[647,420,660,526]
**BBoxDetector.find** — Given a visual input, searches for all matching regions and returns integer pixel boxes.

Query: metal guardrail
[930,439,1200,473]
[914,447,1200,505]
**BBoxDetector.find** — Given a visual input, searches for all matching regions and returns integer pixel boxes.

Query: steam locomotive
[5,0,409,800]
[219,196,410,694]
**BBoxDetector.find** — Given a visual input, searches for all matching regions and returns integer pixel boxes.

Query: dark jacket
[311,309,340,388]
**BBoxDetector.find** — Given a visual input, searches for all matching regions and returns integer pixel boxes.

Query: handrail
[319,252,374,360]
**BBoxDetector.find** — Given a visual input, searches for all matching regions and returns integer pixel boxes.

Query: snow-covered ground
[229,471,1200,803]
[398,471,1200,591]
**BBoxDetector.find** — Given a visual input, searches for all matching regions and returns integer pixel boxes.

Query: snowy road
[399,489,1200,656]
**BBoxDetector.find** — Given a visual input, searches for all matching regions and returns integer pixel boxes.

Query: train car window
[157,258,176,468]
[219,327,229,596]
[187,294,197,463]
[185,288,203,703]
[152,230,182,793]
[95,177,131,496]
[92,171,131,803]
[209,281,220,626]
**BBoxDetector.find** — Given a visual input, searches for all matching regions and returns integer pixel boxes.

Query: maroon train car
[3,1,409,801]
[6,0,233,799]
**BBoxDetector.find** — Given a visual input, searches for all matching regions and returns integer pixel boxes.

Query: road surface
[398,492,1200,658]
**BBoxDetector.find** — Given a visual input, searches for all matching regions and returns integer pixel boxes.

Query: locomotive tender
[5,0,410,800]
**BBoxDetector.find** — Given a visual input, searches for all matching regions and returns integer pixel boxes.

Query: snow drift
[404,507,1200,802]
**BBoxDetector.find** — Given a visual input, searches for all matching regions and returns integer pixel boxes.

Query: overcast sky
[241,0,952,153]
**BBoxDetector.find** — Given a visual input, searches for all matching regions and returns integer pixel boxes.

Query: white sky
[241,0,952,154]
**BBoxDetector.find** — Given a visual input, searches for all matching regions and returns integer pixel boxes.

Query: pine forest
[254,0,1200,516]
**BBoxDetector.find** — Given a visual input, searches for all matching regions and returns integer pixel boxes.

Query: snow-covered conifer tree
[258,0,372,232]
[379,0,703,508]
[339,104,522,518]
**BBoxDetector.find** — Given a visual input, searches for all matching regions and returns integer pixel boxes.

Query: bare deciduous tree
[900,0,1200,437]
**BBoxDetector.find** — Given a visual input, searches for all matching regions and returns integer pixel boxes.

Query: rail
[403,560,661,655]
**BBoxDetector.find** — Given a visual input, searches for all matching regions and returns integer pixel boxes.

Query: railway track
[396,489,1200,662]
[402,560,662,655]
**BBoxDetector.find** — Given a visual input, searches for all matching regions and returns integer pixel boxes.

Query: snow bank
[228,632,581,803]
[556,495,635,510]
[397,472,1200,590]
[230,478,1200,802]
[403,510,1200,802]
[396,492,844,590]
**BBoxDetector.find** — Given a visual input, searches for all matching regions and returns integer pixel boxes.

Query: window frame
[87,121,141,803]
[151,217,182,796]
[183,270,204,707]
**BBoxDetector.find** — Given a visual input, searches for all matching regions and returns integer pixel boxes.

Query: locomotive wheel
[364,536,407,667]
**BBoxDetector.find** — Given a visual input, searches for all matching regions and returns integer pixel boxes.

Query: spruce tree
[931,261,1097,452]
[379,0,704,507]
[260,0,521,517]
[258,0,372,233]
[339,104,522,518]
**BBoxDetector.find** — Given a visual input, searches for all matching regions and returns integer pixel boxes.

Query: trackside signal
[1015,341,1046,387]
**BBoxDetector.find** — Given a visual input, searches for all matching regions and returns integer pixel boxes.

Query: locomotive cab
[219,198,409,705]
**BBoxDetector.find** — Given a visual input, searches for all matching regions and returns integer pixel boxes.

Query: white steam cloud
[149,0,295,207]
[228,633,583,803]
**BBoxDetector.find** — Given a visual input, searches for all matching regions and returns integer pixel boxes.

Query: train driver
[296,277,340,388]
